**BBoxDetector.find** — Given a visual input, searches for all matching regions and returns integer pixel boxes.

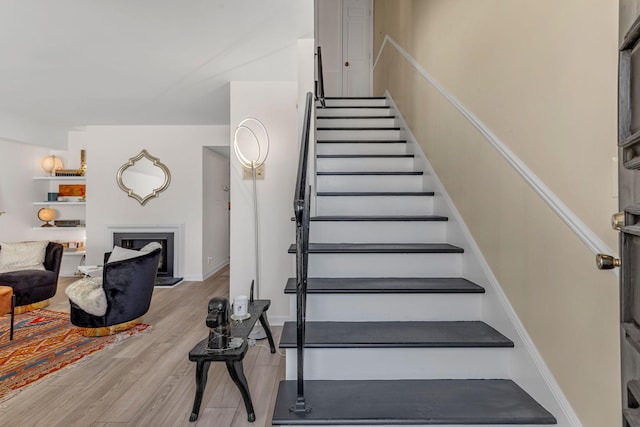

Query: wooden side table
[0,286,15,340]
[188,299,276,422]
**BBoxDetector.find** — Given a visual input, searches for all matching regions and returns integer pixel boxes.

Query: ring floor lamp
[233,117,269,340]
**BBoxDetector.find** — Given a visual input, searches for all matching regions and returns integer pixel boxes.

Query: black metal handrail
[291,91,313,414]
[315,46,326,108]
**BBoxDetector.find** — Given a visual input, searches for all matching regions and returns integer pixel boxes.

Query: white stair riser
[317,196,433,215]
[290,293,481,321]
[310,221,447,243]
[321,99,388,107]
[316,117,396,128]
[317,157,415,172]
[317,107,393,117]
[317,142,407,155]
[307,253,462,277]
[285,348,510,380]
[317,129,401,140]
[317,175,424,192]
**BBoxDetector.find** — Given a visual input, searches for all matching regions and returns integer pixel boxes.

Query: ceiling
[0,0,313,129]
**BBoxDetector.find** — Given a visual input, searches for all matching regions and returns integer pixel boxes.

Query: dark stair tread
[287,243,464,254]
[279,321,513,348]
[284,277,484,294]
[317,191,434,196]
[317,127,401,131]
[272,379,557,425]
[317,139,406,144]
[317,154,414,158]
[625,408,640,427]
[317,105,391,109]
[310,215,448,221]
[317,116,396,119]
[317,171,423,176]
[324,96,386,99]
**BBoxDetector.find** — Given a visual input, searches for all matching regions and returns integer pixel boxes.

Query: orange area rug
[0,309,149,401]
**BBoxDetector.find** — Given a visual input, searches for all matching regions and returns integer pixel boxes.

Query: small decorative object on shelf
[37,208,56,227]
[54,149,86,177]
[41,155,64,176]
[54,169,83,177]
[59,184,86,201]
[55,240,85,251]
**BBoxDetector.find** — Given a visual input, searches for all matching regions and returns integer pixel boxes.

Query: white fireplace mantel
[105,224,184,277]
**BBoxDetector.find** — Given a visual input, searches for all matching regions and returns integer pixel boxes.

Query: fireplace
[113,232,175,277]
[107,224,184,286]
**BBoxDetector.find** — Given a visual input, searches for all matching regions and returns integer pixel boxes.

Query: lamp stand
[248,164,267,340]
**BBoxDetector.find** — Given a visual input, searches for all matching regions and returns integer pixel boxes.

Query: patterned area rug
[0,309,149,401]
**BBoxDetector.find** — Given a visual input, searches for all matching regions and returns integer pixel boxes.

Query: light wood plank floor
[0,267,286,427]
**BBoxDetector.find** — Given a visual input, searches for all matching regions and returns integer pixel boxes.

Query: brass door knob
[612,212,625,231]
[345,61,350,67]
[596,253,621,270]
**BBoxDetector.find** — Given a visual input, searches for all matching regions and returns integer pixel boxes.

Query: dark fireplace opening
[113,232,175,278]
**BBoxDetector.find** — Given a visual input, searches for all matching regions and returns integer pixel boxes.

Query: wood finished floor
[0,267,286,427]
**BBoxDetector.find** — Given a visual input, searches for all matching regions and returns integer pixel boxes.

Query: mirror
[116,150,170,205]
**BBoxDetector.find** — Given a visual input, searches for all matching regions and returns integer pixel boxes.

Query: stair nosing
[309,215,447,221]
[323,96,386,100]
[317,154,414,158]
[287,243,464,254]
[317,191,434,196]
[317,127,401,131]
[317,106,391,109]
[316,116,396,120]
[317,139,406,144]
[317,171,423,176]
[284,277,484,294]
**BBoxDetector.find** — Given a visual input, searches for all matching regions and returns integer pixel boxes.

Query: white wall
[71,125,229,281]
[229,81,299,324]
[202,147,230,277]
[0,139,58,241]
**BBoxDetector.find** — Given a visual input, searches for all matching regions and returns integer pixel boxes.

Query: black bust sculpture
[206,297,231,350]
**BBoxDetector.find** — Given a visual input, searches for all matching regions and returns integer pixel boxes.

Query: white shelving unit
[33,176,87,276]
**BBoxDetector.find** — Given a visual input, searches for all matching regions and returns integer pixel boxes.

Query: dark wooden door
[616,6,640,426]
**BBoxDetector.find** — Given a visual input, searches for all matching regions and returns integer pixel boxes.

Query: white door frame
[341,0,373,97]
[315,0,373,97]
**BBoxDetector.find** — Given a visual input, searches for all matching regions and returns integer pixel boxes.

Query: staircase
[272,96,557,426]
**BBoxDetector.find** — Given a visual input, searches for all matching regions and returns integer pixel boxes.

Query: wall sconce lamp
[40,155,64,176]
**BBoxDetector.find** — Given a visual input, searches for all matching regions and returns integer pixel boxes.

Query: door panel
[342,0,371,96]
[619,4,640,424]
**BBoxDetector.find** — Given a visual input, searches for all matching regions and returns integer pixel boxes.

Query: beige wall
[373,1,620,426]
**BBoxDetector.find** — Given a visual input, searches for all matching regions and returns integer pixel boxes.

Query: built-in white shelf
[63,250,86,256]
[33,176,85,181]
[32,226,86,230]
